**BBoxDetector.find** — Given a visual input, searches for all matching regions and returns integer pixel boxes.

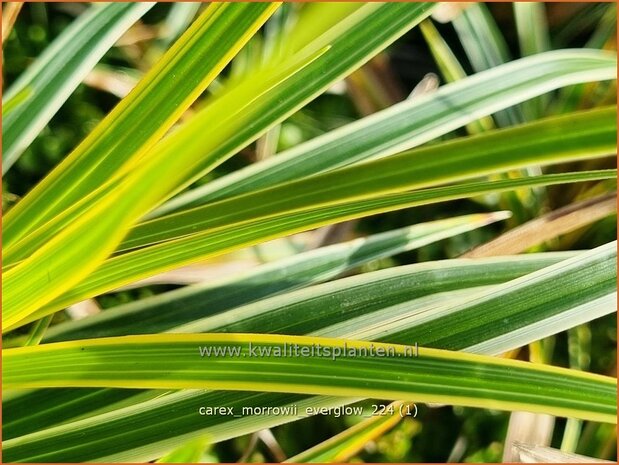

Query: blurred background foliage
[2,2,616,462]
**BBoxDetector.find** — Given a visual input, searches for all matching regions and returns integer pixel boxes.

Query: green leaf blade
[2,2,154,173]
[153,49,618,215]
[43,213,509,342]
[4,2,280,246]
[3,334,615,424]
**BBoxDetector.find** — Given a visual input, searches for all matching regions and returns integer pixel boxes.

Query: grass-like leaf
[2,4,616,462]
[124,107,615,252]
[3,2,280,246]
[513,3,551,119]
[286,402,408,462]
[7,50,615,266]
[154,49,616,214]
[13,169,614,330]
[4,334,615,424]
[43,213,508,342]
[1,2,154,173]
[4,245,614,461]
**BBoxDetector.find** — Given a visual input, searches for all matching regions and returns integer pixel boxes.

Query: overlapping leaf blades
[3,245,616,462]
[3,2,280,245]
[6,50,616,268]
[154,49,616,214]
[1,3,617,463]
[2,2,154,172]
[4,2,437,331]
[6,106,613,330]
[43,213,509,342]
[2,3,284,329]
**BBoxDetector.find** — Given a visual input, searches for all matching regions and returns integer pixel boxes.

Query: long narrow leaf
[8,50,615,267]
[2,2,154,173]
[1,4,284,328]
[418,19,494,133]
[514,3,550,119]
[4,334,615,425]
[320,242,617,353]
[118,107,617,254]
[4,5,436,330]
[2,252,572,442]
[453,2,524,126]
[6,2,435,259]
[154,49,616,215]
[171,253,575,336]
[5,247,614,462]
[3,2,279,246]
[465,192,617,257]
[15,169,615,329]
[44,213,508,342]
[286,402,407,462]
